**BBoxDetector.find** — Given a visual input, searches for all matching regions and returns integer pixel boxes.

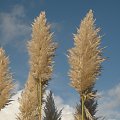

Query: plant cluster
[0,10,105,120]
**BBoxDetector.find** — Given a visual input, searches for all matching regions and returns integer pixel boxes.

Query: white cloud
[0,91,21,120]
[0,90,74,120]
[0,5,31,51]
[97,83,120,120]
[1,84,120,120]
[54,95,74,120]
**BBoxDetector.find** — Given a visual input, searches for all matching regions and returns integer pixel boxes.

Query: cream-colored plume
[68,10,105,94]
[17,74,38,120]
[0,48,14,110]
[28,11,56,83]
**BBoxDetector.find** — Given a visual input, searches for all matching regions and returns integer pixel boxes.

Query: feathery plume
[28,11,57,120]
[0,48,14,110]
[28,11,56,83]
[68,9,105,94]
[17,74,38,120]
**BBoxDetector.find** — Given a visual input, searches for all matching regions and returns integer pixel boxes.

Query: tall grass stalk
[28,11,56,120]
[82,95,84,120]
[68,10,105,120]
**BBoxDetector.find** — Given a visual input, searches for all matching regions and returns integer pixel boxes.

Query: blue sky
[0,0,120,119]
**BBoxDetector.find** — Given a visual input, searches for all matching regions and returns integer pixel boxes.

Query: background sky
[0,0,120,120]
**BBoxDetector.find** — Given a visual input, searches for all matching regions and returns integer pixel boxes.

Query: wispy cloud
[0,5,31,51]
[97,83,120,120]
[51,22,62,33]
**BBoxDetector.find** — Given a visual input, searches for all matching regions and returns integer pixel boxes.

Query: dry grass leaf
[84,106,94,120]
